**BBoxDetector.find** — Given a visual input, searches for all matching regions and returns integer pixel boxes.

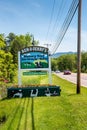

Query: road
[55,72,87,87]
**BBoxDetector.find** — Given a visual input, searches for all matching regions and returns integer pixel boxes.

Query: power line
[51,0,66,35]
[51,0,67,43]
[52,0,79,53]
[52,0,72,41]
[45,0,56,41]
[51,0,79,54]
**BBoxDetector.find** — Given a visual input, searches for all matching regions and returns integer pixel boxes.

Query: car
[55,70,60,73]
[64,70,71,75]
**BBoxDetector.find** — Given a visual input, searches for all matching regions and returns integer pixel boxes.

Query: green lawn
[0,74,87,130]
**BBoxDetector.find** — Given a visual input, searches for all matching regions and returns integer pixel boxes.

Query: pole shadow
[7,99,23,130]
[24,98,30,130]
[31,97,35,130]
[16,98,26,130]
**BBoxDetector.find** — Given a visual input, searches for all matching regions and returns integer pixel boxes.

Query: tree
[51,59,58,71]
[81,52,87,72]
[0,34,6,49]
[0,35,16,82]
[0,50,16,82]
[54,54,76,71]
[9,33,39,63]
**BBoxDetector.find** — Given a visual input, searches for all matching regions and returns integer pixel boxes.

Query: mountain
[51,51,75,58]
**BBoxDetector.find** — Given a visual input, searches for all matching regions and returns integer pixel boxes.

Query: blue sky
[0,0,87,53]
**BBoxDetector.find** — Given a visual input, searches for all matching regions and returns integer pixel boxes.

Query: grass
[0,74,87,130]
[22,74,49,85]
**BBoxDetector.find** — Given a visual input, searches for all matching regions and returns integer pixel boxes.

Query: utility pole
[77,0,82,94]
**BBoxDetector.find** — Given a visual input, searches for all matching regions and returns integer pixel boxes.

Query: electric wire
[51,0,66,34]
[52,0,78,53]
[54,0,72,37]
[51,0,79,55]
[45,0,56,42]
[50,0,66,43]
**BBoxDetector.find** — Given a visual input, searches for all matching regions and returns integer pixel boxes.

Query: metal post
[44,44,52,84]
[49,54,52,85]
[18,51,22,87]
[77,0,82,94]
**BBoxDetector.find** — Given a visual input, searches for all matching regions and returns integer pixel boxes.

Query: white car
[55,70,60,73]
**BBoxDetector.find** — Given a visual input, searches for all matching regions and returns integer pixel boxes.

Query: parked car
[64,70,71,75]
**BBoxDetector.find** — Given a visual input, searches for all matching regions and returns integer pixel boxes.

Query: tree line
[0,33,39,82]
[51,52,87,73]
[0,32,87,83]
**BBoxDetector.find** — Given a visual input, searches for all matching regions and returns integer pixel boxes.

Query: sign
[20,46,49,69]
[23,71,47,75]
[7,86,61,98]
[18,46,52,86]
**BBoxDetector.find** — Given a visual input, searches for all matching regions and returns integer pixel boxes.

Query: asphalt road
[55,72,87,87]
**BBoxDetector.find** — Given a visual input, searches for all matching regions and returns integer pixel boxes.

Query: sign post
[18,46,52,86]
[18,51,22,86]
[48,54,52,84]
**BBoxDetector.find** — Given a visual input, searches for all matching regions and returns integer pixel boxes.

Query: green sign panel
[23,71,47,75]
[20,46,49,69]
